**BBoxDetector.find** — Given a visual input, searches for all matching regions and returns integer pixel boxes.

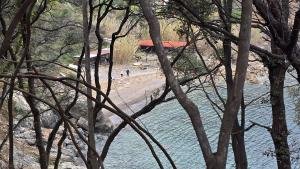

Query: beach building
[73,48,110,65]
[138,40,187,52]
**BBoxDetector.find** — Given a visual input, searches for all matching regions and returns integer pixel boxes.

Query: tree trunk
[215,0,252,168]
[82,0,98,168]
[268,58,291,169]
[231,119,247,169]
[221,0,248,167]
[269,2,291,163]
[139,0,216,167]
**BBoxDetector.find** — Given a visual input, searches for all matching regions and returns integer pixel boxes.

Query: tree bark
[231,94,247,169]
[269,62,291,169]
[231,119,247,169]
[219,0,248,168]
[269,41,291,169]
[82,0,98,168]
[215,0,253,168]
[267,1,292,167]
[139,0,216,167]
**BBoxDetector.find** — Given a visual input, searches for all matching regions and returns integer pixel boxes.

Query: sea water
[101,80,300,169]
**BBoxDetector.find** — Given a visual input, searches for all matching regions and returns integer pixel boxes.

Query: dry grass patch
[114,35,138,64]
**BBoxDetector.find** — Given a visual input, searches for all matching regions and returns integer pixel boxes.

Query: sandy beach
[91,64,165,124]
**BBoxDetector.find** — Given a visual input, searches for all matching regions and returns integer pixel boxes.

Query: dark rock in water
[95,112,114,133]
[76,110,114,134]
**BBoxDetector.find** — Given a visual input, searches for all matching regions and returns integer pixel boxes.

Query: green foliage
[232,8,242,19]
[30,1,82,66]
[164,0,215,22]
[173,50,205,74]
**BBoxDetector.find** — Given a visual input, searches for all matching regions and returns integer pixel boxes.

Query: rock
[77,117,88,131]
[68,95,114,133]
[61,148,75,158]
[17,116,34,129]
[40,110,60,129]
[60,162,83,169]
[23,164,40,169]
[95,120,113,133]
[25,139,36,146]
[77,113,113,133]
[77,128,85,135]
[15,126,27,135]
[14,147,39,169]
[95,113,114,133]
[60,154,74,162]
[72,157,85,167]
[64,137,73,146]
[15,130,35,140]
[57,125,65,135]
[69,97,88,119]
[69,118,77,126]
[13,92,30,113]
[0,159,8,169]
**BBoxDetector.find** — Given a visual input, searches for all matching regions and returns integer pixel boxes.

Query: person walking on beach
[126,69,130,76]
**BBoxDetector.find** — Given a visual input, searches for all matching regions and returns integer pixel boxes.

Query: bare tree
[82,0,99,168]
[139,0,252,168]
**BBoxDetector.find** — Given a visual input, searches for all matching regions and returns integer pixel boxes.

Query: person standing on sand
[126,69,130,76]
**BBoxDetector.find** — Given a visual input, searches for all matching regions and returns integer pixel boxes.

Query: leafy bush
[173,51,205,74]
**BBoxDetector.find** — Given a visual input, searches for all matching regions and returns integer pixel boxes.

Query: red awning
[138,40,187,48]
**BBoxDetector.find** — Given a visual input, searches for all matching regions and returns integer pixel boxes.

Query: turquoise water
[101,82,300,169]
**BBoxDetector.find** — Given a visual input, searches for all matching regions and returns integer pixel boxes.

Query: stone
[69,97,88,119]
[25,139,36,146]
[15,130,35,140]
[14,147,39,169]
[13,92,30,113]
[0,159,8,169]
[40,110,60,129]
[77,117,88,131]
[60,162,83,169]
[17,117,34,129]
[23,164,40,169]
[95,113,114,133]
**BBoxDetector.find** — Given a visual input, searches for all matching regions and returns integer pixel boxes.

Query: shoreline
[96,68,165,125]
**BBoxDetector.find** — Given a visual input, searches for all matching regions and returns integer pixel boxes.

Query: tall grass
[101,15,182,64]
[114,35,138,64]
[101,16,119,37]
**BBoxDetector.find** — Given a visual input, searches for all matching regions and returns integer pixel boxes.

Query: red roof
[138,40,187,48]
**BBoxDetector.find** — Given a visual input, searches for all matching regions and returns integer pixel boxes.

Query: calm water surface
[99,80,300,169]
